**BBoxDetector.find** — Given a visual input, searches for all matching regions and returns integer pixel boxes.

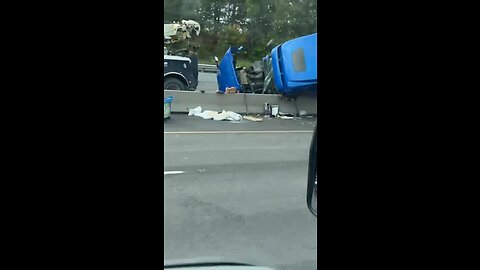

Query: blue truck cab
[216,47,242,92]
[216,33,317,96]
[271,33,317,96]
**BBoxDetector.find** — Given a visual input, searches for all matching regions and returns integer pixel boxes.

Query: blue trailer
[215,33,317,96]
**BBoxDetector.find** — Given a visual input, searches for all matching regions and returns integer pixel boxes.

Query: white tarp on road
[188,106,243,121]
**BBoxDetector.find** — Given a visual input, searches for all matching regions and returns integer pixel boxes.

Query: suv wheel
[164,77,187,90]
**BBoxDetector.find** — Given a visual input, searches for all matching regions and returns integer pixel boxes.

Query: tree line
[164,0,317,63]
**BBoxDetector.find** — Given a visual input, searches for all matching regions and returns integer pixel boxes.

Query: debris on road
[213,110,242,121]
[186,106,315,122]
[243,115,263,122]
[264,103,272,116]
[271,105,279,116]
[188,106,218,119]
[198,110,219,120]
[188,106,202,116]
[225,87,238,94]
[278,112,295,117]
[188,106,243,121]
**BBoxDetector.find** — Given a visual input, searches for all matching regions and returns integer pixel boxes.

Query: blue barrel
[164,96,173,119]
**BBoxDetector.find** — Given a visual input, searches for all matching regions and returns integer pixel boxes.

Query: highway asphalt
[197,72,219,93]
[164,114,317,270]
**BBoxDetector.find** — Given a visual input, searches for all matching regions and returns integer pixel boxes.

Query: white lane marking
[164,171,185,175]
[164,130,313,134]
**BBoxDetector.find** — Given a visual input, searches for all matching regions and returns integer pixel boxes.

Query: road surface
[164,114,317,270]
[198,72,218,92]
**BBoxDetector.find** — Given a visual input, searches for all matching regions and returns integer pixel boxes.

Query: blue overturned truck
[215,33,317,96]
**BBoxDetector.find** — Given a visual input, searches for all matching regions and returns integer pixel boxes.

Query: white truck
[163,20,201,91]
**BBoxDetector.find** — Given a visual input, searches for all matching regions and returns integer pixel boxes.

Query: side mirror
[307,125,317,217]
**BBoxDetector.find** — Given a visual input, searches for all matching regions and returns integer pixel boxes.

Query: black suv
[163,55,197,91]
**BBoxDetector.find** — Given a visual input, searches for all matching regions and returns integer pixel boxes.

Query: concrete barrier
[164,90,317,115]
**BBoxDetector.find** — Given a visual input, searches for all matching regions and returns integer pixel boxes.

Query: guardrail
[198,64,217,73]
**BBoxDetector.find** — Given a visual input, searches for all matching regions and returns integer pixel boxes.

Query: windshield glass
[164,1,317,269]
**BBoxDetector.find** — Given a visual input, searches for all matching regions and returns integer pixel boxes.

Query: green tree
[164,0,201,21]
[165,0,317,63]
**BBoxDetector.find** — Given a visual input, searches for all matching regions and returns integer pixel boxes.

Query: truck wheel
[164,77,187,90]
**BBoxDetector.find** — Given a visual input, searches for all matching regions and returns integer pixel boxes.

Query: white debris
[271,105,279,116]
[213,110,227,121]
[213,111,243,121]
[188,106,202,116]
[226,111,242,121]
[196,110,218,120]
[188,106,218,119]
[189,107,243,121]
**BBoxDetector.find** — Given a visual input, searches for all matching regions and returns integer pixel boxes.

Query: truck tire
[164,77,187,90]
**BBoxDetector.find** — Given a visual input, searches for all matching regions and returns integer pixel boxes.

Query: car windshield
[164,1,317,269]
